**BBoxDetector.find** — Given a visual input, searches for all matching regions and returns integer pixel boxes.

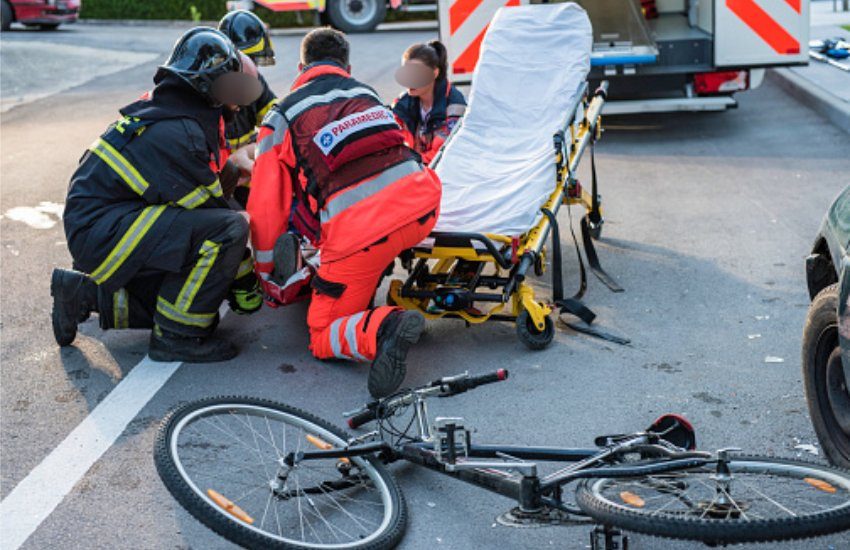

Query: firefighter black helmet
[158,27,261,107]
[219,10,275,66]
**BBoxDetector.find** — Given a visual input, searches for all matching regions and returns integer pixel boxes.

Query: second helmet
[219,10,275,66]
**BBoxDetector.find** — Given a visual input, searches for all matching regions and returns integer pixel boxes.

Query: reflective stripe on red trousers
[308,215,436,361]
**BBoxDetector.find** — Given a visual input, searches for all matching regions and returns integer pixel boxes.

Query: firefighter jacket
[392,79,466,165]
[63,75,232,293]
[225,73,278,149]
[248,62,442,274]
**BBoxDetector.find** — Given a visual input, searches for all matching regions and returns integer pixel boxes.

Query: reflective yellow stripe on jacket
[89,205,167,285]
[89,138,150,196]
[175,179,223,209]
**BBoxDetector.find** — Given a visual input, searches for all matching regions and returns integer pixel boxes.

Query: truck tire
[1,1,13,32]
[325,0,386,33]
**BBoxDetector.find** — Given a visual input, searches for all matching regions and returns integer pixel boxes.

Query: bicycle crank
[496,505,585,528]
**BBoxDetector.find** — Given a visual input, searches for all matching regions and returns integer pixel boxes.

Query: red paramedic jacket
[248,63,442,277]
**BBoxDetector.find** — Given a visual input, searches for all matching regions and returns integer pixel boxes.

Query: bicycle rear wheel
[154,396,406,550]
[575,455,850,544]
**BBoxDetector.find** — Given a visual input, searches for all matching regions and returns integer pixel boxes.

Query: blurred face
[395,59,438,97]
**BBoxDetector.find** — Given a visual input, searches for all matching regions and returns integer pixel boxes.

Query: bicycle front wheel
[575,455,850,544]
[154,396,407,550]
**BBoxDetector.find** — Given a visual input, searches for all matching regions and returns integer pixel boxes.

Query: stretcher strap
[540,208,594,325]
[581,216,623,293]
[583,141,623,293]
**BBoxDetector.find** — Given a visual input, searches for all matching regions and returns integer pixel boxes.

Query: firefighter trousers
[97,208,251,337]
[308,213,436,362]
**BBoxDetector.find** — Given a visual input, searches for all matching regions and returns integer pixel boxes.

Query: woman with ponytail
[392,40,467,165]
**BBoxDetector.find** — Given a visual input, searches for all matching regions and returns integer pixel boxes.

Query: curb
[768,68,850,134]
[76,19,437,34]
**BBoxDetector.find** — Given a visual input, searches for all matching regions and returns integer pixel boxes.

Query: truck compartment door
[715,0,809,66]
[576,0,659,67]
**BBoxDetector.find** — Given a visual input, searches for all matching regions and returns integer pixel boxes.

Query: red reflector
[694,70,749,95]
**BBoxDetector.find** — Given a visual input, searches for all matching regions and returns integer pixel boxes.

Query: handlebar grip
[467,369,509,388]
[347,408,378,429]
[445,369,509,395]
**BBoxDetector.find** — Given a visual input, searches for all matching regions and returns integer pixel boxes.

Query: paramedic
[51,28,264,363]
[248,28,442,398]
[218,9,279,206]
[392,40,466,165]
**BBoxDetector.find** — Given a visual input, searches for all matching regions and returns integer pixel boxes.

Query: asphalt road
[2,21,850,550]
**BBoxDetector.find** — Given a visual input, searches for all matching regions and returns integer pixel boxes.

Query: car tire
[325,0,386,33]
[802,283,850,469]
[1,1,13,32]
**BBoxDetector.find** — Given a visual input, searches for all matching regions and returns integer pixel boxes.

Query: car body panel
[8,0,79,25]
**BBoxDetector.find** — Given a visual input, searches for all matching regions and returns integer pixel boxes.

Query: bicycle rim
[164,401,396,549]
[576,455,850,543]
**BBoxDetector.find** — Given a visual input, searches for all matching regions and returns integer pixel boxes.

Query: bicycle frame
[288,384,713,515]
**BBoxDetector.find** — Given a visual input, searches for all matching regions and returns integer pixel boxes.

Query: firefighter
[248,28,441,398]
[51,28,265,363]
[392,40,466,165]
[218,9,279,207]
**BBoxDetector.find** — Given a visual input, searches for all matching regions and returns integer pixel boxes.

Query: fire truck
[233,0,810,113]
[1,0,80,31]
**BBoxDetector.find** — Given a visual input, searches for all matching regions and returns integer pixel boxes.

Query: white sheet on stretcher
[432,2,592,236]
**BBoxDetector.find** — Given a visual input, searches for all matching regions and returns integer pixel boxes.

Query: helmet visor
[211,71,263,106]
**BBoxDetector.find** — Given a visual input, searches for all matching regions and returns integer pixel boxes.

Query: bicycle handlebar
[433,368,509,396]
[346,369,509,429]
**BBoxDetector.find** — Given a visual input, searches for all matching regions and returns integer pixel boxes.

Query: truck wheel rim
[342,0,377,25]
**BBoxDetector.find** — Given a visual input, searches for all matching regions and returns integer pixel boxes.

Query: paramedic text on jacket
[52,28,264,364]
[248,28,442,398]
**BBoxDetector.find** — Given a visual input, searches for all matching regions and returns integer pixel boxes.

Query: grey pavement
[2,22,850,550]
[770,2,850,133]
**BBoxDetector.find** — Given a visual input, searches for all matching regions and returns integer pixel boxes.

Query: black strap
[561,318,631,345]
[540,208,595,325]
[581,216,623,293]
[580,141,623,293]
[588,140,602,225]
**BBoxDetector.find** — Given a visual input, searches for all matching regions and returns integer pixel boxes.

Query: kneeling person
[249,28,441,397]
[52,28,264,362]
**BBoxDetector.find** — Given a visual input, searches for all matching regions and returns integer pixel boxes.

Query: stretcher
[387,2,624,349]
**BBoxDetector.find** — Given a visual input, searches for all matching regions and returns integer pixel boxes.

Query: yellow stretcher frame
[388,82,610,349]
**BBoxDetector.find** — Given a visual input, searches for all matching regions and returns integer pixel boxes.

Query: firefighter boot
[51,268,99,346]
[271,232,301,285]
[368,310,425,398]
[148,325,238,363]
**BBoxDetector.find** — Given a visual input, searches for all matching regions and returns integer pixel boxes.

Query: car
[803,185,850,468]
[1,0,80,32]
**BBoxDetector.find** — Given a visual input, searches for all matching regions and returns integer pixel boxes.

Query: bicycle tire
[154,396,407,550]
[575,454,850,544]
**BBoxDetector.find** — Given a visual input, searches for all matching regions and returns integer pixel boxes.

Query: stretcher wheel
[588,220,603,240]
[516,310,554,350]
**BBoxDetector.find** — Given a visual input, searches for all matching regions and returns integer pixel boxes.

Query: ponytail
[427,40,448,81]
[403,40,449,82]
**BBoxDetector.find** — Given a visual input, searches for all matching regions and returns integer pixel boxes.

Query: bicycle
[154,370,850,549]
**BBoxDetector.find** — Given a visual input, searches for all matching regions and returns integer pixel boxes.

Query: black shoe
[368,311,425,398]
[51,268,98,346]
[148,326,238,363]
[271,232,301,285]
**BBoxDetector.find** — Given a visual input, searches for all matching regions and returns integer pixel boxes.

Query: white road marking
[0,306,230,549]
[0,357,180,550]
